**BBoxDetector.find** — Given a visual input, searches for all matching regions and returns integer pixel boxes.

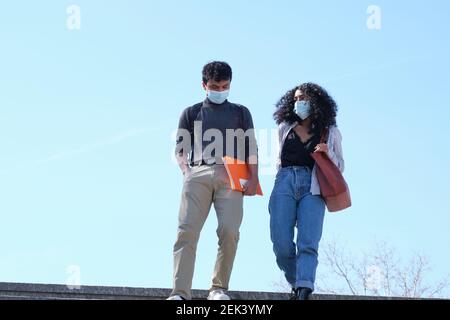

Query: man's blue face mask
[207,90,229,104]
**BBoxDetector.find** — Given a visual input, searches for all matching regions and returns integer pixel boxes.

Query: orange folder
[222,156,263,196]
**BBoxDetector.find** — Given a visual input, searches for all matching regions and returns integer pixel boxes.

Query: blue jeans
[269,166,326,291]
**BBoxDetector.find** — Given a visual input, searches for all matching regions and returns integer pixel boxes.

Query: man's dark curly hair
[202,61,233,84]
[273,83,338,135]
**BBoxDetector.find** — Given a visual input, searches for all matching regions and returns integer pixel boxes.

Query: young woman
[269,83,345,300]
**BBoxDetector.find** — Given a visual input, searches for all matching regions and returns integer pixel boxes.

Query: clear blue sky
[1,0,449,294]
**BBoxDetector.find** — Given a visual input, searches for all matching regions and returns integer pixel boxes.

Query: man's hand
[243,176,259,196]
[243,156,259,196]
[176,153,191,178]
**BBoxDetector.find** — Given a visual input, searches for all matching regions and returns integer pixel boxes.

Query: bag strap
[320,127,330,144]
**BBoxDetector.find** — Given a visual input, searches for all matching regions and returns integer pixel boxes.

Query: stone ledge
[0,282,409,300]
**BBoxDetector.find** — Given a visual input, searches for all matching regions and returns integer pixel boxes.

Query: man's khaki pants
[171,164,244,300]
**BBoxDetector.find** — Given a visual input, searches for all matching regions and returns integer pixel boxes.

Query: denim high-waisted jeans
[268,166,326,291]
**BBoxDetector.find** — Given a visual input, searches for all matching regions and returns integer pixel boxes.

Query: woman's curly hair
[273,83,338,135]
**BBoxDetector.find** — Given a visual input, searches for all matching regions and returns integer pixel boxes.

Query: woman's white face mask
[294,100,311,120]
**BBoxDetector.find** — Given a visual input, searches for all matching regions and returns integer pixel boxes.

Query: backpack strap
[187,103,202,134]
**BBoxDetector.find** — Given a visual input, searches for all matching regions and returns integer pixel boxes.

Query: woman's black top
[281,129,321,169]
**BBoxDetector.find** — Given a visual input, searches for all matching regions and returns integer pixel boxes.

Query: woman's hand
[314,143,328,153]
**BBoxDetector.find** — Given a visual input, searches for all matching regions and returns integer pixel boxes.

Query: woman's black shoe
[289,288,298,300]
[296,287,312,300]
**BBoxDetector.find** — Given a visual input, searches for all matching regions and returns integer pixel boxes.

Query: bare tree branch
[271,238,449,299]
[316,239,450,298]
[322,241,358,295]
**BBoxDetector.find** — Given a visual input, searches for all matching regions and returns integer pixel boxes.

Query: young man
[168,61,259,300]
